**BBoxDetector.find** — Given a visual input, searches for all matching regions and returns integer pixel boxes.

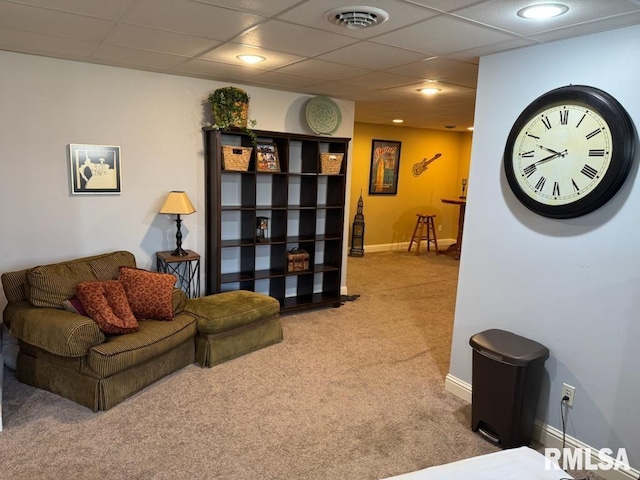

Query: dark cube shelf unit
[203,127,351,313]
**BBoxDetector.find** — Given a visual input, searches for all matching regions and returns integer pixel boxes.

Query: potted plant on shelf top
[207,86,257,144]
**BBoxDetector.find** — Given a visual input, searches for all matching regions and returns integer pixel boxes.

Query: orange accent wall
[349,123,472,249]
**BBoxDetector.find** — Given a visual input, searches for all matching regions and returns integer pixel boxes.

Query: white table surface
[382,446,572,480]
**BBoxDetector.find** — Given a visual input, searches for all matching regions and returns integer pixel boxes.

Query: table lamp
[159,191,196,256]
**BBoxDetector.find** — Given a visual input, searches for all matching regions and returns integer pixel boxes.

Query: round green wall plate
[305,96,342,135]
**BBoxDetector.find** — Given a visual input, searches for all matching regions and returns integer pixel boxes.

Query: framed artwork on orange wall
[369,139,401,195]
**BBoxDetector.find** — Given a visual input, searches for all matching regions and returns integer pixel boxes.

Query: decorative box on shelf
[222,145,252,171]
[287,248,309,272]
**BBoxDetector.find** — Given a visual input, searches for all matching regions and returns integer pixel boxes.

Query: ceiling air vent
[324,6,390,30]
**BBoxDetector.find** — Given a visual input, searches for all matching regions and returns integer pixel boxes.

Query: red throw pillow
[118,267,176,320]
[76,280,138,334]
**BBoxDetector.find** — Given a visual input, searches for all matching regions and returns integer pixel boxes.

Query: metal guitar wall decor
[412,153,442,176]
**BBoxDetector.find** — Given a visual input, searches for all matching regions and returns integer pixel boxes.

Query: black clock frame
[503,85,635,219]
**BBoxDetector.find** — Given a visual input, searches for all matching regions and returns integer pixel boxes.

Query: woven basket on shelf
[220,101,248,128]
[210,87,249,129]
[320,153,344,174]
[222,145,252,171]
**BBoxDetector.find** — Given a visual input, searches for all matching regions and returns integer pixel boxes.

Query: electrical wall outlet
[438,225,442,232]
[562,383,576,407]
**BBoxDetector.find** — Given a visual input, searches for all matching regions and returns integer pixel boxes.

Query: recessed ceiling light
[517,3,568,19]
[418,87,441,95]
[467,126,474,131]
[392,119,403,123]
[444,125,456,129]
[237,54,266,64]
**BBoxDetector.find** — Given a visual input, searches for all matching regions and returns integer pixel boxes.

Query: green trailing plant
[207,87,257,144]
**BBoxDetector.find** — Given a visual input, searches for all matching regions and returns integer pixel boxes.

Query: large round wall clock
[503,85,635,219]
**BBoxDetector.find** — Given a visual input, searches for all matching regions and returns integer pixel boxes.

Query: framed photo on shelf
[369,139,401,195]
[256,143,280,172]
[69,144,121,194]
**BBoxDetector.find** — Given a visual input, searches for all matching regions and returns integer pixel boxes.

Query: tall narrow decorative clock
[350,191,365,257]
[503,85,635,219]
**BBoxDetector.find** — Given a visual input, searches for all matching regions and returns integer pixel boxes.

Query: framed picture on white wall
[69,144,121,194]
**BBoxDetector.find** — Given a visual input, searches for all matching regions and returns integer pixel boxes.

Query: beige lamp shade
[159,191,195,215]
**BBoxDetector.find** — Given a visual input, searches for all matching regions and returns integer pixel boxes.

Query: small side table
[156,250,201,299]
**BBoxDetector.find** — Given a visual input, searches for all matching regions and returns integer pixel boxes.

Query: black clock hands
[525,148,568,170]
[538,144,562,156]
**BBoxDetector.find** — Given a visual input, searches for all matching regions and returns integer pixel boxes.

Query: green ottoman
[184,291,282,367]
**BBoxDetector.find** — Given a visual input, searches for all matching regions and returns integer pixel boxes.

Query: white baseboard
[444,373,472,403]
[444,374,638,480]
[363,239,456,254]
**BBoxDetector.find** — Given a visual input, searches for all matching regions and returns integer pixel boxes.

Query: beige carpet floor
[0,250,601,479]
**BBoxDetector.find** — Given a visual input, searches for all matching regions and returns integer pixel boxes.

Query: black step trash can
[469,329,549,449]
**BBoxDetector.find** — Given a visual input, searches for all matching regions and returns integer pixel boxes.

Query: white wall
[0,51,354,306]
[449,25,640,468]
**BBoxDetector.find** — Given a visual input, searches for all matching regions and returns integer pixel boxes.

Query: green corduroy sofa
[1,251,198,411]
[1,250,284,412]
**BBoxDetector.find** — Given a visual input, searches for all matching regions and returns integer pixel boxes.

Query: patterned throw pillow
[118,267,176,320]
[76,280,138,334]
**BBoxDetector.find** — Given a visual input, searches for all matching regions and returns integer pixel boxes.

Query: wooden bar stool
[408,213,439,255]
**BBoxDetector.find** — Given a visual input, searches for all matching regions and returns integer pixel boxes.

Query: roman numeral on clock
[521,150,534,158]
[581,164,598,179]
[572,178,580,193]
[523,164,536,177]
[552,181,560,196]
[541,115,552,130]
[586,128,602,140]
[535,177,546,191]
[589,149,605,156]
[559,109,569,125]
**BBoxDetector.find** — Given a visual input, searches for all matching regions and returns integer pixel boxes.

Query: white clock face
[512,104,613,206]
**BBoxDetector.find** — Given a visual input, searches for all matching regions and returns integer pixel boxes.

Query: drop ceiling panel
[384,57,478,80]
[200,43,303,70]
[436,72,478,89]
[245,70,325,89]
[0,2,115,41]
[316,42,427,70]
[373,15,521,55]
[391,81,474,97]
[121,0,264,41]
[529,12,640,43]
[404,0,492,11]
[342,71,419,89]
[0,27,97,59]
[173,58,264,79]
[1,0,639,131]
[105,24,222,57]
[7,0,135,19]
[445,37,535,62]
[197,0,306,17]
[235,19,358,57]
[278,0,440,39]
[454,0,640,36]
[307,82,381,101]
[92,44,190,71]
[275,58,369,80]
